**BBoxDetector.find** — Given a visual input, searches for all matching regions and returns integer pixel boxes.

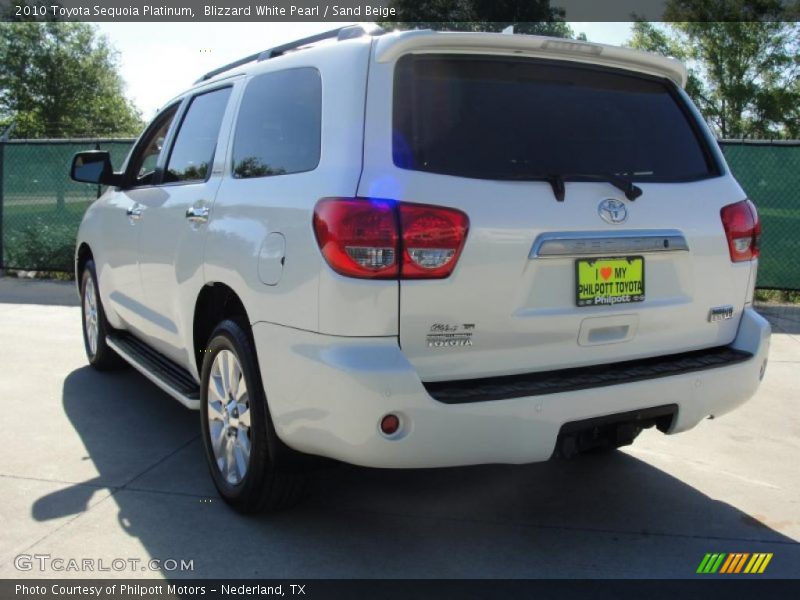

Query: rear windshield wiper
[556,173,644,202]
[486,171,643,203]
[481,172,568,201]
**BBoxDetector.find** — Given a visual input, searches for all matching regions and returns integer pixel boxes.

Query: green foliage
[661,0,793,21]
[233,157,287,178]
[0,2,143,138]
[5,218,76,271]
[379,0,577,38]
[755,289,800,304]
[629,1,800,138]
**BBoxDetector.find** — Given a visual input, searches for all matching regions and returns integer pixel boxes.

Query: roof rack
[195,24,384,84]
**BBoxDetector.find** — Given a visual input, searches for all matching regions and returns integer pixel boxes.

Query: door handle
[126,203,143,221]
[185,205,210,224]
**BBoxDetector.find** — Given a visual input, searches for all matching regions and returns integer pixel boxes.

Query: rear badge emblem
[708,305,734,322]
[598,199,628,224]
[426,323,474,348]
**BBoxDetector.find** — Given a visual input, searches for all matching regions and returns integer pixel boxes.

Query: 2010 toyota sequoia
[70,26,771,513]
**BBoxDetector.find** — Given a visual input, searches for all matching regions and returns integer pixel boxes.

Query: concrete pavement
[0,278,798,578]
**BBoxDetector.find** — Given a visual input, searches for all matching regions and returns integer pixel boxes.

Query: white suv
[71,26,771,513]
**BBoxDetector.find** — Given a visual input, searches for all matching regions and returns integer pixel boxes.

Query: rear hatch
[358,49,757,382]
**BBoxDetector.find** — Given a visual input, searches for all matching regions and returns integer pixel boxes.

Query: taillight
[721,199,761,262]
[313,198,469,279]
[399,203,469,278]
[313,198,399,278]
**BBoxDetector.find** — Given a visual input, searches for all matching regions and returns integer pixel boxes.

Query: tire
[80,260,124,370]
[199,318,304,513]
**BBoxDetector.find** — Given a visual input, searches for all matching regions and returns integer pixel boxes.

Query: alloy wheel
[207,349,251,485]
[83,277,99,357]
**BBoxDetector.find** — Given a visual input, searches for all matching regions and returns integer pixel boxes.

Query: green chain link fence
[0,139,134,272]
[719,141,800,291]
[0,138,797,290]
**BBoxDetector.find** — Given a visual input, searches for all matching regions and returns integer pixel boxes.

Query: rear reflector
[380,414,400,436]
[720,199,761,262]
[313,198,469,279]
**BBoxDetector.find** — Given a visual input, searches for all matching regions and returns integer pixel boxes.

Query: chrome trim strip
[530,230,689,258]
[106,337,200,410]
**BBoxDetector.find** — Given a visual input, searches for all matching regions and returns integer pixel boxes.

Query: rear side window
[232,68,322,178]
[393,55,716,182]
[164,87,232,183]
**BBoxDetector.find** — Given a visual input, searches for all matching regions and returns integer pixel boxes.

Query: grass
[2,200,91,272]
[3,199,91,234]
[754,289,800,304]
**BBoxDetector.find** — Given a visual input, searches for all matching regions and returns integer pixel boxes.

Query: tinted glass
[165,87,231,183]
[393,56,715,182]
[232,68,321,179]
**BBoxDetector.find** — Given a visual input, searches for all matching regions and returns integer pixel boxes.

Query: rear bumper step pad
[424,346,753,404]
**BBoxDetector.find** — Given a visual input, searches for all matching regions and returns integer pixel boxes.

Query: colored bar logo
[697,553,773,574]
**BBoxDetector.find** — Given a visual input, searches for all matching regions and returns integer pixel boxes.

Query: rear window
[232,67,321,179]
[393,55,716,182]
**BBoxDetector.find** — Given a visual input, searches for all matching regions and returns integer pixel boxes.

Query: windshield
[392,55,717,182]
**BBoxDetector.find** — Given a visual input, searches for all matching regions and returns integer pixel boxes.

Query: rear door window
[393,55,717,182]
[164,86,232,183]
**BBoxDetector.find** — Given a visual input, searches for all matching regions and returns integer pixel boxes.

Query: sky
[95,22,634,119]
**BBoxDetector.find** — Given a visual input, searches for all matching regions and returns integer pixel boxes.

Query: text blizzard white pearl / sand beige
[205,5,397,18]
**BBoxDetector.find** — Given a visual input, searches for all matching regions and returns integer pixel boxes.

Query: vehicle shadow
[33,365,798,578]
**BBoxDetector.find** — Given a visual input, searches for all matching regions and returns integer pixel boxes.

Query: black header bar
[2,0,798,22]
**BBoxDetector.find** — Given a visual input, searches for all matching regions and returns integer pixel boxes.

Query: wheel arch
[76,243,93,289]
[193,282,327,474]
[192,282,251,376]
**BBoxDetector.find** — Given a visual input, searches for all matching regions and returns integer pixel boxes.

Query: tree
[629,1,799,139]
[379,0,580,39]
[0,5,142,138]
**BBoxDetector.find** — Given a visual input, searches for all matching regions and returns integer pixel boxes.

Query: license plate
[576,256,645,307]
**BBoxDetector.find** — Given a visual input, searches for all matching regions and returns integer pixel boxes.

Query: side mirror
[70,151,122,186]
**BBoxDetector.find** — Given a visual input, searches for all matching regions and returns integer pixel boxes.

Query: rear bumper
[252,308,770,468]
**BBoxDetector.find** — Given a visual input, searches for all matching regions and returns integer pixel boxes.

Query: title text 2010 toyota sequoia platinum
[70,26,771,513]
